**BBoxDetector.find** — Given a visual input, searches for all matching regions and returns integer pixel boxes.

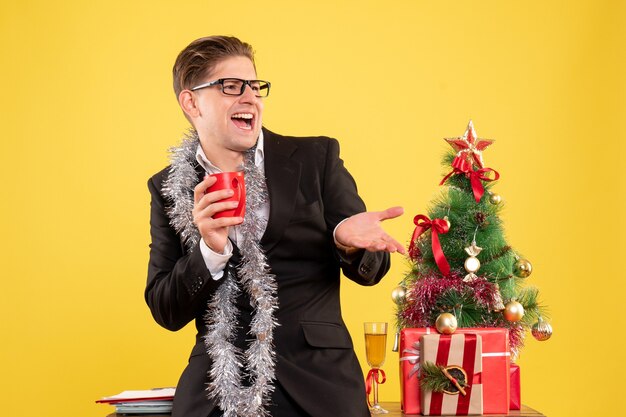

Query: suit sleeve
[145,174,224,331]
[321,138,391,286]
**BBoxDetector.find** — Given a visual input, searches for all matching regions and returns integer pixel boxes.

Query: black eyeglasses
[190,78,271,97]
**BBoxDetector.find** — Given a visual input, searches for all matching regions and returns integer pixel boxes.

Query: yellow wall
[1,1,623,416]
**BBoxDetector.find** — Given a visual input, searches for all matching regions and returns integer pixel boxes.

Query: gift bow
[400,342,422,378]
[365,368,387,407]
[408,215,450,276]
[440,157,500,203]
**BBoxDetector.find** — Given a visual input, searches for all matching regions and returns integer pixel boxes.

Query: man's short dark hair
[172,35,256,98]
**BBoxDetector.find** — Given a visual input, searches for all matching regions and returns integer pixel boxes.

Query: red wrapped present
[400,328,510,415]
[509,364,521,410]
[420,333,483,415]
[400,327,436,414]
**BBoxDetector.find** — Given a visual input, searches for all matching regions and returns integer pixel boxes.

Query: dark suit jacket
[146,128,391,417]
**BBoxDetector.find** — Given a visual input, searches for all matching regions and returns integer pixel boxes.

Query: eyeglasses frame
[190,78,271,98]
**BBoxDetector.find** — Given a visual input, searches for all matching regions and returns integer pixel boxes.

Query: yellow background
[1,1,624,416]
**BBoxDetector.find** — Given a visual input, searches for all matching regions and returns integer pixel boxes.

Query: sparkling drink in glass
[364,322,388,414]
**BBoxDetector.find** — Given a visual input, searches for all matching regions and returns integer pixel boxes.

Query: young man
[146,36,404,417]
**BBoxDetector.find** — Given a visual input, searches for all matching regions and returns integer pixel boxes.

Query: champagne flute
[364,322,388,414]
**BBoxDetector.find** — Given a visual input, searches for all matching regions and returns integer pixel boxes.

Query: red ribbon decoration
[430,334,479,416]
[457,334,478,415]
[408,215,451,276]
[440,157,500,203]
[365,368,387,407]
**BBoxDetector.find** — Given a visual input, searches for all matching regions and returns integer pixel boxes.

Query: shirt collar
[195,129,265,173]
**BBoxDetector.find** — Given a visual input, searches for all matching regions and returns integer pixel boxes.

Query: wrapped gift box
[509,363,521,410]
[400,327,510,415]
[420,333,483,415]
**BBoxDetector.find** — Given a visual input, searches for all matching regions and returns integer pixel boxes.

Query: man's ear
[179,90,199,119]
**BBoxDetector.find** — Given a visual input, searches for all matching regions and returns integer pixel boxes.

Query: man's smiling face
[191,55,264,157]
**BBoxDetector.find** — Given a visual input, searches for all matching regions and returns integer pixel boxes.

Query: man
[146,36,404,417]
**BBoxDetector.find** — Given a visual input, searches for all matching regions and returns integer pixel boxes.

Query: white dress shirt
[196,131,269,280]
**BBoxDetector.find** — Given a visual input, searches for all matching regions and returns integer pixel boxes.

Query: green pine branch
[436,289,492,327]
[420,362,454,393]
[516,286,549,325]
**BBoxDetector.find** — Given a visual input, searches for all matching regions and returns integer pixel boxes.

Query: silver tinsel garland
[162,130,278,417]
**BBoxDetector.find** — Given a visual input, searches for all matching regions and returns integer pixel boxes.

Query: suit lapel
[191,129,298,255]
[260,129,300,253]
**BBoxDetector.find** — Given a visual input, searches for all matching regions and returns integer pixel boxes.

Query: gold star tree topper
[445,120,494,168]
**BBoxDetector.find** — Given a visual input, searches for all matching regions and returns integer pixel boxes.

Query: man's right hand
[192,175,243,253]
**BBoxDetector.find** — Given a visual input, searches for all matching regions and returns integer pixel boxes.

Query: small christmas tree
[394,121,552,359]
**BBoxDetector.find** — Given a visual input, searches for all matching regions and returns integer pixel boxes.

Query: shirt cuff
[199,239,233,280]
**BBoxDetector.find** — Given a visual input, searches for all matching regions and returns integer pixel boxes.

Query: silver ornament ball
[391,286,407,304]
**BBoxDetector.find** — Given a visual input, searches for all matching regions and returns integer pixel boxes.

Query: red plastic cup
[205,171,246,219]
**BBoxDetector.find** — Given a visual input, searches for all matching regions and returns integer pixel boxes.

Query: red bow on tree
[408,215,451,276]
[440,159,500,203]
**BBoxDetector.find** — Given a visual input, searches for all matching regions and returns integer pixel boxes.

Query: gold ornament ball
[503,301,525,322]
[531,318,553,341]
[435,313,458,334]
[513,258,532,278]
[489,193,502,205]
[464,256,481,273]
[391,286,407,304]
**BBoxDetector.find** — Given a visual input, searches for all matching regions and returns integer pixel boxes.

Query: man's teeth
[232,113,253,119]
[232,113,253,130]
